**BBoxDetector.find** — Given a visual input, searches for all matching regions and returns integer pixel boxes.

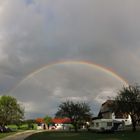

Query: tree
[113,85,140,132]
[55,100,92,131]
[25,119,35,129]
[44,115,52,129]
[44,115,52,125]
[0,95,24,126]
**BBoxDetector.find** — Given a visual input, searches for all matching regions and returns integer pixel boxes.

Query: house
[89,100,132,132]
[51,118,71,130]
[89,119,122,132]
[98,100,131,126]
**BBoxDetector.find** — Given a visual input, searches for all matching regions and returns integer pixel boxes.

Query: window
[96,122,99,127]
[107,122,112,127]
[91,122,94,126]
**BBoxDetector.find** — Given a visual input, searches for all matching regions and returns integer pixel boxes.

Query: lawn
[0,124,37,139]
[0,132,17,139]
[25,131,140,140]
[7,123,37,130]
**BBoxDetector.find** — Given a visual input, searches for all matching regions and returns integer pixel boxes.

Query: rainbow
[10,60,128,93]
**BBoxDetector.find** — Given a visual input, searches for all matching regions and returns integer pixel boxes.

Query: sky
[0,0,140,119]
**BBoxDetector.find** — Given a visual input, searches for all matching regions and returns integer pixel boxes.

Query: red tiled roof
[52,118,71,123]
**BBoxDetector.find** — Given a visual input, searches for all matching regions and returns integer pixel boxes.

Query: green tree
[44,115,52,129]
[0,95,24,126]
[44,115,52,124]
[113,85,140,132]
[55,100,92,132]
[25,119,35,129]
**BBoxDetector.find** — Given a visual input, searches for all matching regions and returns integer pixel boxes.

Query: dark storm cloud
[0,0,140,118]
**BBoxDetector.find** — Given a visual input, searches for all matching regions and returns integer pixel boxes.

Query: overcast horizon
[1,0,140,119]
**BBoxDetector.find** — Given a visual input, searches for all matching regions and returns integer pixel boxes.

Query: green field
[0,124,37,139]
[25,131,140,140]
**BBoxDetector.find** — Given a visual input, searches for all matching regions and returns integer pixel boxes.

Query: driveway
[1,130,43,140]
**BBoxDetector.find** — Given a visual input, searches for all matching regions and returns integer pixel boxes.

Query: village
[36,100,132,132]
[1,88,140,140]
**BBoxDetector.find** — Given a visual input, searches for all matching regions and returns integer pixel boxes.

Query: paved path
[1,130,43,140]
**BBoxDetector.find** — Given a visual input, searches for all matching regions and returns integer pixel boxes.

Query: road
[1,130,43,140]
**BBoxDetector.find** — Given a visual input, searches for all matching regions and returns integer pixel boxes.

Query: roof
[97,100,114,117]
[102,100,114,106]
[52,118,71,124]
[100,100,114,112]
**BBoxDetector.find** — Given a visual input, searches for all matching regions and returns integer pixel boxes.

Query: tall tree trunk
[132,121,136,132]
[73,122,78,132]
[131,115,136,132]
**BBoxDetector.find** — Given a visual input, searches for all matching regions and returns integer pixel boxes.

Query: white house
[89,100,132,132]
[90,119,122,132]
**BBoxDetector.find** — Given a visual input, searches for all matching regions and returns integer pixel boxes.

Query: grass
[0,132,17,139]
[0,123,37,139]
[7,123,37,130]
[25,131,140,140]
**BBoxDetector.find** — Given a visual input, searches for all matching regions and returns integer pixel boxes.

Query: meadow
[25,131,140,140]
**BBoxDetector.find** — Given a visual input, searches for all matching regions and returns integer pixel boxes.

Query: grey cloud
[1,0,140,118]
[9,64,125,118]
